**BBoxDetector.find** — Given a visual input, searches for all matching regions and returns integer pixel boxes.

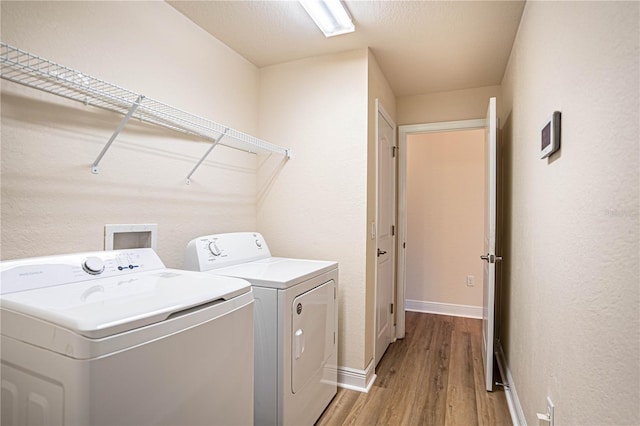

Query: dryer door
[291,279,335,394]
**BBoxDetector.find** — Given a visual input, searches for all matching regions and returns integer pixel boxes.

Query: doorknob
[377,249,387,257]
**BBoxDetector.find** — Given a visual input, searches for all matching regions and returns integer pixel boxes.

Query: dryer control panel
[0,249,165,295]
[184,232,271,271]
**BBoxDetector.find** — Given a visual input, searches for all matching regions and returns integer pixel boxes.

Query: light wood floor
[316,312,512,425]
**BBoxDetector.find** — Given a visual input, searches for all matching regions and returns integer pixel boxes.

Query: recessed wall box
[541,111,561,159]
[105,224,157,250]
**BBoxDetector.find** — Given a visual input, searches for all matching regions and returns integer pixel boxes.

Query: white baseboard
[337,359,377,393]
[405,299,482,319]
[495,341,527,426]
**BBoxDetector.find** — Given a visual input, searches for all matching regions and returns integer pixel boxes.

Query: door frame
[374,99,397,363]
[396,118,486,338]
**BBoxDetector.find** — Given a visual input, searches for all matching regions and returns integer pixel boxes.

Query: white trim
[337,360,377,393]
[495,341,527,426]
[397,118,488,338]
[396,123,407,339]
[405,299,482,319]
[398,119,487,136]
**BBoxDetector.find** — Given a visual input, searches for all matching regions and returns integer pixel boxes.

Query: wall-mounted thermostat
[541,111,561,159]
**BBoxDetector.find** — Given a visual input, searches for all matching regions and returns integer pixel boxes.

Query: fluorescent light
[299,0,355,37]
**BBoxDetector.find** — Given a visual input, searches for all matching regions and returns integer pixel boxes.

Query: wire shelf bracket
[185,128,228,185]
[92,94,145,174]
[0,42,291,182]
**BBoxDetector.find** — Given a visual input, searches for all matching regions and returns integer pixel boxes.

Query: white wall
[397,85,501,125]
[256,50,370,371]
[405,129,485,313]
[500,2,639,424]
[0,1,261,267]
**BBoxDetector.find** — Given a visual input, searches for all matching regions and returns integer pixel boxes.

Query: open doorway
[396,119,486,336]
[405,128,485,315]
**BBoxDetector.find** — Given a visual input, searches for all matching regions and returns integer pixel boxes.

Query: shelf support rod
[185,128,229,185]
[91,94,145,174]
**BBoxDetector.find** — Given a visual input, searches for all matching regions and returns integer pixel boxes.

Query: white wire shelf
[0,42,291,183]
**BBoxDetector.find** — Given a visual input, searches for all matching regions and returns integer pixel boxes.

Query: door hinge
[392,146,397,157]
[334,287,336,300]
[391,225,395,236]
[480,254,503,264]
[403,242,406,249]
[390,303,394,314]
[334,331,336,345]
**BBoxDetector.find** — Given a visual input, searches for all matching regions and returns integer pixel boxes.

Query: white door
[375,101,396,366]
[481,97,498,392]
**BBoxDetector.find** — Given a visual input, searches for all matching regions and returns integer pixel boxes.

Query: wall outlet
[466,275,475,287]
[537,396,555,426]
[547,397,555,426]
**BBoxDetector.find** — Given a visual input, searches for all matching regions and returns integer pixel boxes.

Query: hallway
[317,312,511,425]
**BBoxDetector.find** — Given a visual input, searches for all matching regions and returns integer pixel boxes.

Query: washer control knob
[208,241,222,257]
[255,239,262,248]
[82,256,105,275]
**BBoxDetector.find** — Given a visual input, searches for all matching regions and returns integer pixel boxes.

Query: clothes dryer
[1,248,254,426]
[184,232,338,426]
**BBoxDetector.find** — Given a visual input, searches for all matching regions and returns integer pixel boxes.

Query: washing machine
[0,248,254,426]
[184,232,338,426]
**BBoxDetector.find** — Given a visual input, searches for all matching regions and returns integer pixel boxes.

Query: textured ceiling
[168,1,525,97]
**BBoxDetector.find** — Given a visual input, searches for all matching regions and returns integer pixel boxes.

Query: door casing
[397,119,486,337]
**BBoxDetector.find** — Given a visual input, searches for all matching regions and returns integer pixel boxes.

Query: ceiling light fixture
[299,0,355,38]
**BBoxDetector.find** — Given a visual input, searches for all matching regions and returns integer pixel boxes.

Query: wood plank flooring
[316,312,512,426]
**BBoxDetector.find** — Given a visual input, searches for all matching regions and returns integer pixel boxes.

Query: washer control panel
[0,248,165,295]
[184,232,271,271]
[208,241,222,257]
[82,256,105,275]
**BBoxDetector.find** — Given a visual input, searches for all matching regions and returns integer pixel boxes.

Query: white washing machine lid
[210,257,337,289]
[0,268,251,338]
